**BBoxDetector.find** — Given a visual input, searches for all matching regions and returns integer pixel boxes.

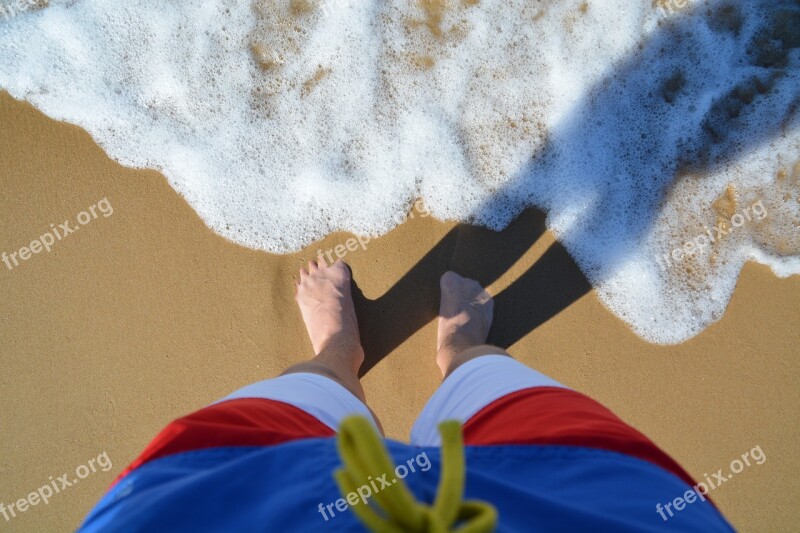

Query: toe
[308,260,319,273]
[440,270,461,290]
[332,259,352,279]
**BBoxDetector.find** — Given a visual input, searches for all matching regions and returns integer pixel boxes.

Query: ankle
[318,340,365,373]
[436,341,477,375]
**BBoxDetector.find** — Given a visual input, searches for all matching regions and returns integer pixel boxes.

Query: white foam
[0,0,798,343]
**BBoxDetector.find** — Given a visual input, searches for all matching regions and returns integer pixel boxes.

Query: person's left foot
[295,259,364,372]
[436,271,494,375]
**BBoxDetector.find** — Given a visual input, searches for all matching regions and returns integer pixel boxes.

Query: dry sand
[0,91,798,531]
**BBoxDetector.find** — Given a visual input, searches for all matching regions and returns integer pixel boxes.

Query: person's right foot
[295,259,364,372]
[436,271,494,376]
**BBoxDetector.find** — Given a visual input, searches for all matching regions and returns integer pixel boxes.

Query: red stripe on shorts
[114,398,334,485]
[462,387,698,489]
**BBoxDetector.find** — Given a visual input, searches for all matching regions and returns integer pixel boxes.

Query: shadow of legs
[353,208,574,375]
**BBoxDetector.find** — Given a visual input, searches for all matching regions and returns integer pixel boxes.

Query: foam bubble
[0,0,797,343]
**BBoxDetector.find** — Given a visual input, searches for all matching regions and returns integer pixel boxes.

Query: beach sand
[1,91,798,531]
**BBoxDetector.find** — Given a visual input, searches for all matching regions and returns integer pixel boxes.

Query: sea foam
[0,0,798,343]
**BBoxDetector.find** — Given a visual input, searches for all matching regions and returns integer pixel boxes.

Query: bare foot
[295,259,364,372]
[436,271,494,376]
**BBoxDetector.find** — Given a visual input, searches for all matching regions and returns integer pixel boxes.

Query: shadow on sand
[353,208,591,375]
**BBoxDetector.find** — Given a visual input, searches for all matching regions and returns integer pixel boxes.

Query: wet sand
[0,91,798,531]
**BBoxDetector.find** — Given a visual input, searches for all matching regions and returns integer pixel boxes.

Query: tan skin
[284,259,510,433]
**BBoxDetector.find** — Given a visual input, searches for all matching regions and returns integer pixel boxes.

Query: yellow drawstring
[334,416,497,532]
